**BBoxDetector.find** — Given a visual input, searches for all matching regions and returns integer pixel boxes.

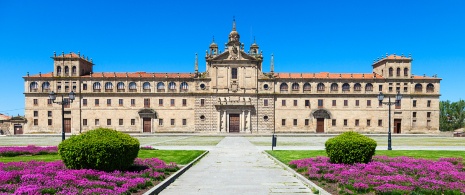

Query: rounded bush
[325,131,377,164]
[58,128,140,171]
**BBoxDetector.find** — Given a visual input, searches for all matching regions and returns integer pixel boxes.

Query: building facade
[23,21,441,134]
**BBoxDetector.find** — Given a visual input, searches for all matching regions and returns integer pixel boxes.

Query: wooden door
[229,114,240,133]
[14,125,23,135]
[64,118,71,133]
[316,118,325,133]
[143,118,151,133]
[394,119,401,134]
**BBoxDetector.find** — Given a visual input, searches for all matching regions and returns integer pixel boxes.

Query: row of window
[88,81,189,92]
[279,118,432,127]
[275,99,432,109]
[387,67,409,77]
[82,118,187,126]
[56,66,77,75]
[277,82,435,93]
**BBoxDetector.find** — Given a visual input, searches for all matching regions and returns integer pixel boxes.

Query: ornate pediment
[138,109,157,118]
[311,109,332,119]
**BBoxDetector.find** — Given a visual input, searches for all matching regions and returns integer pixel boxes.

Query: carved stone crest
[231,81,238,92]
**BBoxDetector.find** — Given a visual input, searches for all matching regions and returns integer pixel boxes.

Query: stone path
[160,137,313,195]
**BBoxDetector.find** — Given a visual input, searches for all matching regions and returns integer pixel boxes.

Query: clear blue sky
[1,0,464,116]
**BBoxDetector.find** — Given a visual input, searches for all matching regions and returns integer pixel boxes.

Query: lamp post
[378,91,402,150]
[48,91,75,141]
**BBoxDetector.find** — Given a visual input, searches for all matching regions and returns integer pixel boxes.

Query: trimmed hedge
[325,131,377,164]
[58,128,140,171]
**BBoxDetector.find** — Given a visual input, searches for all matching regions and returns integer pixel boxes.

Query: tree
[440,100,465,131]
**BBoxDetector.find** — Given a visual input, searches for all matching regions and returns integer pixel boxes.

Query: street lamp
[378,91,402,150]
[49,91,75,141]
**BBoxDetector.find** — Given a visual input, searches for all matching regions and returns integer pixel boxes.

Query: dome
[210,42,218,48]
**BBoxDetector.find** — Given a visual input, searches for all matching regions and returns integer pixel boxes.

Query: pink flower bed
[0,158,178,194]
[0,145,57,157]
[290,156,465,194]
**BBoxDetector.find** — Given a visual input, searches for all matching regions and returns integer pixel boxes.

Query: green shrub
[325,131,377,164]
[58,128,140,171]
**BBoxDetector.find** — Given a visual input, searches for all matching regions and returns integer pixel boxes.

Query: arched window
[330,83,338,92]
[303,83,311,92]
[404,68,409,77]
[117,82,125,92]
[415,83,422,92]
[105,82,113,90]
[168,82,176,91]
[93,82,101,92]
[57,66,62,75]
[291,83,299,91]
[143,82,151,92]
[72,66,77,75]
[354,83,361,91]
[280,83,288,92]
[64,66,69,75]
[365,83,373,92]
[129,82,137,92]
[426,83,434,93]
[342,83,350,92]
[396,68,401,77]
[156,82,164,92]
[42,82,50,92]
[180,82,188,91]
[317,83,325,92]
[389,67,393,77]
[29,82,38,92]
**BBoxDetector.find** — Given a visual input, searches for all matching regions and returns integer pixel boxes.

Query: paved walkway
[160,137,313,195]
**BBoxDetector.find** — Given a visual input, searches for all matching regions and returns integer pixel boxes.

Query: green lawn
[0,150,205,165]
[267,150,465,164]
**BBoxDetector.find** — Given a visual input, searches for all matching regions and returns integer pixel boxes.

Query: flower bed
[0,158,179,194]
[0,145,57,157]
[290,156,465,194]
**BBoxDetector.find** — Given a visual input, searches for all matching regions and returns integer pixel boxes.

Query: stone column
[217,110,221,132]
[248,110,252,133]
[241,110,245,132]
[226,111,229,133]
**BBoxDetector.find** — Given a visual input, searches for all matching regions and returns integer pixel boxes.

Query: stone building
[22,21,441,134]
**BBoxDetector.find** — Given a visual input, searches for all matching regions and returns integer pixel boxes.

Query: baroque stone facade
[22,21,441,134]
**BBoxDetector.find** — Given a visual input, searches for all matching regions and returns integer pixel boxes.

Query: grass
[267,150,465,164]
[0,150,205,165]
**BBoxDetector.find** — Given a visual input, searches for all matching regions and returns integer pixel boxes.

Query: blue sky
[1,0,464,116]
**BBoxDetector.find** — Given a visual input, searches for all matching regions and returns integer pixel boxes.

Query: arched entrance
[138,109,157,133]
[311,109,332,133]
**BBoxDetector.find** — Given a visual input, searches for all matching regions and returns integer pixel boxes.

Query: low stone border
[143,150,209,195]
[263,151,331,195]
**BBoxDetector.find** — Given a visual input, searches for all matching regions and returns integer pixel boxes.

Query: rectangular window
[95,119,100,126]
[379,85,383,92]
[159,119,163,126]
[95,99,99,106]
[305,100,310,107]
[107,99,111,106]
[83,119,87,126]
[83,99,87,106]
[378,119,382,127]
[427,120,431,127]
[404,87,408,92]
[293,119,297,126]
[413,119,417,127]
[427,100,431,107]
[355,119,359,126]
[182,119,187,126]
[281,119,286,126]
[413,100,417,107]
[355,100,360,107]
[65,86,70,92]
[332,119,336,126]
[170,99,175,106]
[182,99,187,106]
[379,100,383,107]
[34,119,38,126]
[33,99,38,105]
[48,119,52,126]
[131,99,135,107]
[367,100,371,107]
[107,119,111,125]
[34,111,38,117]
[171,119,175,126]
[318,99,323,108]
[282,100,286,106]
[64,98,70,108]
[119,99,123,106]
[159,99,164,106]
[131,119,135,125]
[293,100,298,106]
[47,99,52,105]
[232,68,237,79]
[83,84,87,90]
[344,119,348,126]
[200,99,205,106]
[119,119,123,125]
[413,112,417,118]
[389,87,393,92]
[47,111,52,117]
[332,100,336,107]
[427,112,431,118]
[367,119,371,126]
[395,100,401,109]
[264,99,268,106]
[344,100,348,107]
[305,119,309,126]
[144,98,150,108]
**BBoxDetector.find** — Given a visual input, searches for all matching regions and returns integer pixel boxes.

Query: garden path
[160,137,314,195]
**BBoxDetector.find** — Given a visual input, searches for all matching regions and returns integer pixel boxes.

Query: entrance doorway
[14,124,23,135]
[64,118,71,133]
[394,119,401,134]
[143,118,151,133]
[316,118,324,133]
[229,114,240,133]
